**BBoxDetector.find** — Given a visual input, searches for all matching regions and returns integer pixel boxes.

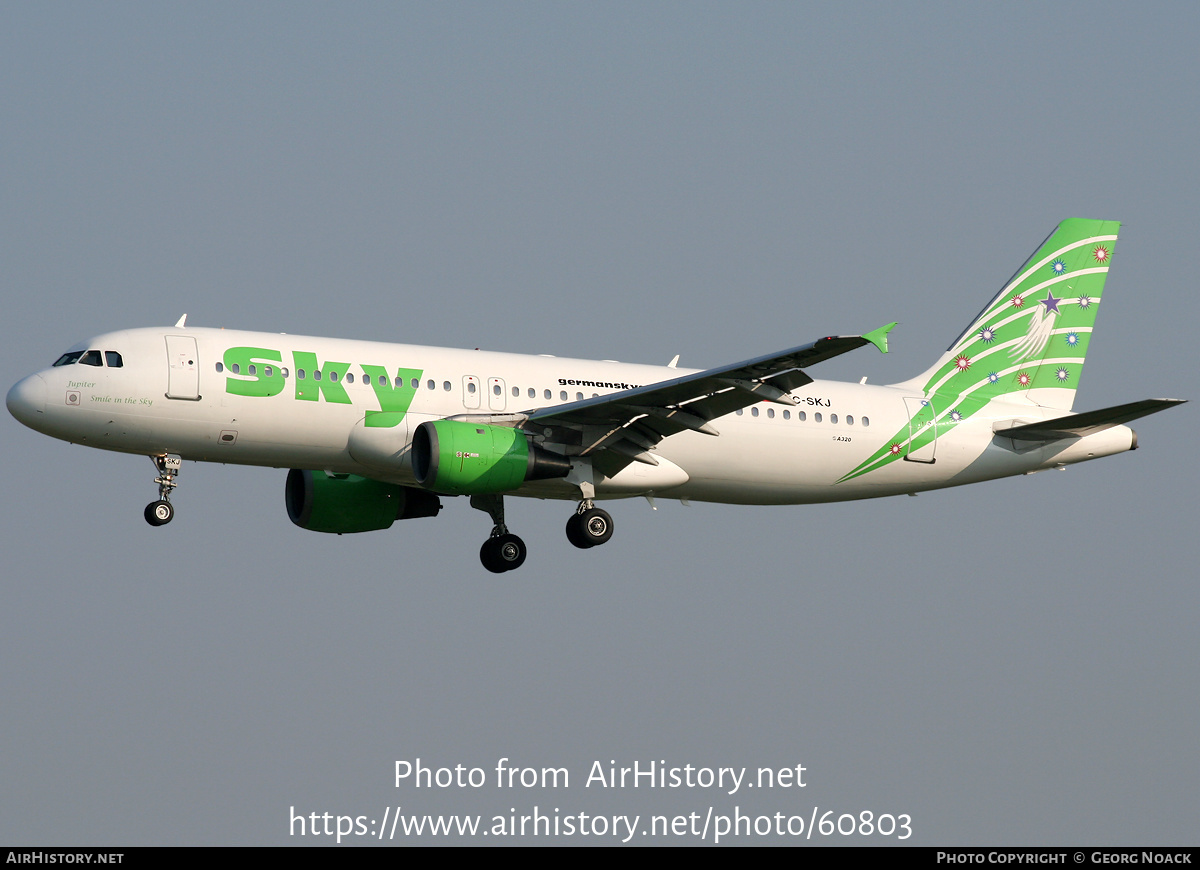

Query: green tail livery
[841,218,1138,483]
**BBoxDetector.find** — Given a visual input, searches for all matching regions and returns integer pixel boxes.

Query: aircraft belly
[648,410,1021,503]
[656,421,880,495]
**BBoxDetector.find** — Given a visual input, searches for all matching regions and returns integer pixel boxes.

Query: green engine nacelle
[285,469,442,533]
[411,420,572,495]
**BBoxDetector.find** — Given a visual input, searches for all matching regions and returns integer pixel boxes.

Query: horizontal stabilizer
[993,398,1186,442]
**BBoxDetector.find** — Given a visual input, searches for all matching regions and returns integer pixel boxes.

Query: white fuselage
[8,326,1136,504]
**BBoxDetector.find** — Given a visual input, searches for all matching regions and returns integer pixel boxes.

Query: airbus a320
[7,219,1183,572]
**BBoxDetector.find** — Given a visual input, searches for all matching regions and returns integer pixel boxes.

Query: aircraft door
[488,377,506,411]
[903,397,937,463]
[462,375,481,409]
[165,335,201,400]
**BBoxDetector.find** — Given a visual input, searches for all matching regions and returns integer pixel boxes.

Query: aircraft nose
[7,373,47,428]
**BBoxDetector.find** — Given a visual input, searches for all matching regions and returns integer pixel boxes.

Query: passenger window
[830,414,838,424]
[767,408,775,419]
[281,368,289,378]
[468,382,477,394]
[576,392,583,401]
[231,363,241,374]
[427,379,435,390]
[814,412,823,423]
[862,416,869,427]
[544,389,552,400]
[783,410,790,420]
[528,388,535,399]
[297,369,306,379]
[215,362,224,373]
[443,381,451,391]
[736,408,743,415]
[798,411,806,421]
[80,350,102,366]
[511,386,519,397]
[344,372,354,384]
[264,366,273,378]
[493,384,501,396]
[52,351,85,367]
[105,351,123,368]
[560,391,567,401]
[846,415,853,426]
[248,365,257,376]
[751,407,759,417]
[329,371,338,383]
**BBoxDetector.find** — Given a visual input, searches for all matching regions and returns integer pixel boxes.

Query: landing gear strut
[565,498,614,549]
[145,454,181,527]
[470,494,527,573]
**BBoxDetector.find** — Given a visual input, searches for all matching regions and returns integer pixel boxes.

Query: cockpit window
[105,351,123,368]
[52,351,85,367]
[79,350,103,366]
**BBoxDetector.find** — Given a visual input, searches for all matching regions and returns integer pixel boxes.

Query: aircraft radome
[7,219,1184,572]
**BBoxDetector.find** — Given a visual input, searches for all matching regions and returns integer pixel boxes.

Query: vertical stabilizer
[898,218,1120,411]
[841,219,1121,484]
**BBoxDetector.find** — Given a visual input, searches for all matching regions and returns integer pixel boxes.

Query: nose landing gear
[145,454,181,527]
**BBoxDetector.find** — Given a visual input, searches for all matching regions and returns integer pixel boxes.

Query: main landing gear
[469,492,616,573]
[471,494,528,574]
[144,454,182,527]
[565,500,614,549]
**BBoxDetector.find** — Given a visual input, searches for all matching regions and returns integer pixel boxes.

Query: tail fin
[899,218,1120,411]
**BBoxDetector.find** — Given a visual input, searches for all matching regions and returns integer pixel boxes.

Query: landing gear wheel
[480,539,505,573]
[144,500,174,526]
[567,507,613,547]
[480,534,527,573]
[565,513,595,549]
[580,507,613,545]
[494,533,527,571]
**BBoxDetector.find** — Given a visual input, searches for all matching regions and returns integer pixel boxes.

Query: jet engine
[411,420,571,495]
[285,469,442,533]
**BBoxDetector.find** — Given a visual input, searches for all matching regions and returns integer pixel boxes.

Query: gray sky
[2,2,1196,845]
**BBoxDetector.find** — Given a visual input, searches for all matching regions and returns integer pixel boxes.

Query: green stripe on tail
[840,218,1120,484]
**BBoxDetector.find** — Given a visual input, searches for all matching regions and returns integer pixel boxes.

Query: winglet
[863,322,896,354]
[174,314,188,328]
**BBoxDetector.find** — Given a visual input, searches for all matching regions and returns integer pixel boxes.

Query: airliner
[6,219,1184,572]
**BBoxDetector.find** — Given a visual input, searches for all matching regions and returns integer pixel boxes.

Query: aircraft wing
[992,398,1186,442]
[514,323,896,475]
